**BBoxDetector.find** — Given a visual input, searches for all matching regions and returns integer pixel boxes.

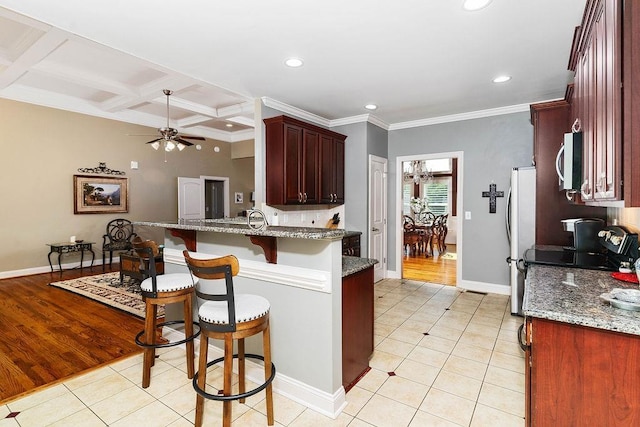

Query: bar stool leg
[142,302,156,388]
[195,334,209,427]
[183,294,195,379]
[223,335,234,427]
[263,323,274,426]
[238,338,246,403]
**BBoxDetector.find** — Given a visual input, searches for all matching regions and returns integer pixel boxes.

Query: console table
[47,242,95,272]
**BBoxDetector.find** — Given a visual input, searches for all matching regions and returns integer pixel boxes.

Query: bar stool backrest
[183,251,240,333]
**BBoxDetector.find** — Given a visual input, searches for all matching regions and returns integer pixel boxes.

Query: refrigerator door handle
[505,186,512,243]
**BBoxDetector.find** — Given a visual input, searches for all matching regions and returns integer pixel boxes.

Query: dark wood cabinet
[529,101,605,247]
[342,233,361,257]
[526,317,640,426]
[568,0,640,206]
[264,115,346,206]
[320,134,345,204]
[342,266,373,392]
[570,0,622,202]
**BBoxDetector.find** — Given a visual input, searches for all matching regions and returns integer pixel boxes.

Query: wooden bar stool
[183,250,275,427]
[132,240,200,388]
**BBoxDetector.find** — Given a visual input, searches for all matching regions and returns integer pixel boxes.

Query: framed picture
[235,192,244,204]
[74,175,129,214]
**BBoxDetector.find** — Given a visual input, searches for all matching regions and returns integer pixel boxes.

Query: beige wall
[0,98,254,274]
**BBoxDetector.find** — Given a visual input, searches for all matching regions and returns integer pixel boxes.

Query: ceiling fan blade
[127,134,157,137]
[145,138,163,144]
[175,137,194,146]
[180,135,205,140]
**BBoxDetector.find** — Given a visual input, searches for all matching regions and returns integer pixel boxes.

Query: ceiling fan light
[176,142,186,151]
[165,141,176,152]
[151,141,160,150]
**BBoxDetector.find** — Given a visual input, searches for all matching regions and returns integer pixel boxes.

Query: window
[422,177,450,216]
[402,182,413,215]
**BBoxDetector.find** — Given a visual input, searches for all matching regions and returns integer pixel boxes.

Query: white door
[178,177,204,219]
[369,155,387,282]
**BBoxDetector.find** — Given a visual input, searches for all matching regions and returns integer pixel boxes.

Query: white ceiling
[0,0,586,142]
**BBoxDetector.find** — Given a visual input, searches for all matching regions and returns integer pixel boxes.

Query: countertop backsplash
[258,204,346,229]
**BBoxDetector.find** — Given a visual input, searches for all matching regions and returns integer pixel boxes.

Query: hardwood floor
[0,265,144,404]
[402,244,457,286]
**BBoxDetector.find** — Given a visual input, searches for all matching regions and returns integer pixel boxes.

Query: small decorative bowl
[75,239,84,243]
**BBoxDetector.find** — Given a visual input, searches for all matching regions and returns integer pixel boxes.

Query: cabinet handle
[517,324,529,352]
[303,192,307,203]
[298,192,303,203]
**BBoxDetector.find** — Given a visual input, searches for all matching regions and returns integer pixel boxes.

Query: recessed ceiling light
[285,58,304,68]
[225,123,233,128]
[364,104,378,110]
[492,75,512,83]
[463,0,492,11]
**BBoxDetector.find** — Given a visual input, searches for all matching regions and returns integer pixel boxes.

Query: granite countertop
[523,264,640,336]
[135,219,352,240]
[342,256,378,277]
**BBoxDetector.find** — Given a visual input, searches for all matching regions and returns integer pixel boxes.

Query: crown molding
[329,114,389,130]
[261,97,331,127]
[388,103,532,130]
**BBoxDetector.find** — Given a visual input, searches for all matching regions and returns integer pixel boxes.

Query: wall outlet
[465,211,471,220]
[130,161,139,169]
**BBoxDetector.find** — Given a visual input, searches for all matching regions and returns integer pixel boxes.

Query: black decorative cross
[482,183,504,213]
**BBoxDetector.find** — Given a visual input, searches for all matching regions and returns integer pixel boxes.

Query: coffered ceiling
[0,1,586,141]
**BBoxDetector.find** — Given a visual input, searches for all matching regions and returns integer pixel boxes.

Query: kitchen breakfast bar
[134,219,377,418]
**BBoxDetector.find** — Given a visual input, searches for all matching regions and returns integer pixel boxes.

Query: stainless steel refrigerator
[506,166,536,315]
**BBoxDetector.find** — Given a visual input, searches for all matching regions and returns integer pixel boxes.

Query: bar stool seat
[140,273,193,293]
[132,240,200,389]
[199,294,270,324]
[184,250,275,427]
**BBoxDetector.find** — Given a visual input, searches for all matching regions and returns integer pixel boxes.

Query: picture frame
[235,192,244,204]
[74,175,129,214]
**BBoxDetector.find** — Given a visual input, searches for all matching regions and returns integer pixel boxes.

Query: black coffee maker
[569,218,605,252]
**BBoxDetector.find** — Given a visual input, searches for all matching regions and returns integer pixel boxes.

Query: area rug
[49,272,164,319]
[440,252,457,260]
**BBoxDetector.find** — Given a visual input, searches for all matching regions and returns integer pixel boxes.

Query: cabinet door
[320,135,345,204]
[284,123,304,204]
[302,129,319,203]
[334,138,345,203]
[580,33,597,201]
[530,318,640,426]
[320,134,334,203]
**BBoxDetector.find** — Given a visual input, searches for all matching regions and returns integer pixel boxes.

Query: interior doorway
[204,180,225,219]
[396,152,463,286]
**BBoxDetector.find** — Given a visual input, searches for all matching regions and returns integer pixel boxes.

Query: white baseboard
[457,279,510,295]
[0,260,102,280]
[164,328,346,419]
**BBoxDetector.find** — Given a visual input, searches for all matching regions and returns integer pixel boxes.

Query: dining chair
[102,218,137,271]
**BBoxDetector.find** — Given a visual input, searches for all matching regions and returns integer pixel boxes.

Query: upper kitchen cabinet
[264,115,346,206]
[320,134,345,204]
[569,0,640,206]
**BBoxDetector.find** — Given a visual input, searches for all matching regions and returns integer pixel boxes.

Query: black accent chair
[102,218,137,270]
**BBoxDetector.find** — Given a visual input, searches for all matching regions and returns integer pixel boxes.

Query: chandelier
[403,160,433,184]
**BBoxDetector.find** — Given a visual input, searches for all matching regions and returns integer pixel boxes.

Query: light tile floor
[1,278,525,426]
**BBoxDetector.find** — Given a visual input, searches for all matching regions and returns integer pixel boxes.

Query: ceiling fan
[144,89,205,151]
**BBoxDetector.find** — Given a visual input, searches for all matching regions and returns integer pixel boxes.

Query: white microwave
[555,132,582,190]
